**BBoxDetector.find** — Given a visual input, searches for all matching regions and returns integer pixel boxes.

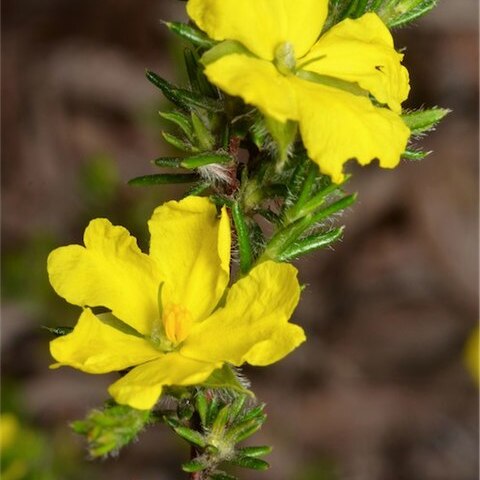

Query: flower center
[274,42,296,76]
[162,303,193,345]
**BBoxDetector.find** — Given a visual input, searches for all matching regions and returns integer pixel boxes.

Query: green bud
[71,404,151,458]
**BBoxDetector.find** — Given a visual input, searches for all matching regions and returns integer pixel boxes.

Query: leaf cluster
[165,391,271,480]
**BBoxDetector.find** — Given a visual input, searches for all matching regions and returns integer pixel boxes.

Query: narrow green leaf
[182,460,207,473]
[311,194,357,224]
[226,417,265,443]
[237,446,272,458]
[128,173,199,186]
[195,391,209,428]
[277,227,345,262]
[181,152,232,169]
[402,107,450,135]
[403,148,430,160]
[159,111,194,142]
[232,201,253,274]
[146,70,221,111]
[184,49,218,98]
[169,424,206,448]
[191,112,215,150]
[42,326,73,336]
[162,131,198,152]
[164,21,215,48]
[240,405,266,423]
[211,405,230,436]
[230,456,270,471]
[152,156,182,168]
[228,395,247,422]
[387,0,438,28]
[206,397,220,427]
[184,181,211,197]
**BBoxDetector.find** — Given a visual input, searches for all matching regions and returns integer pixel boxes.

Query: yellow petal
[204,54,298,123]
[292,76,410,183]
[149,196,230,323]
[181,261,305,366]
[187,0,328,60]
[48,219,161,335]
[108,353,219,410]
[300,13,409,113]
[50,309,161,374]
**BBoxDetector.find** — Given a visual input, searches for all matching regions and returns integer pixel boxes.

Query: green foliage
[71,403,152,458]
[326,0,438,28]
[161,390,271,479]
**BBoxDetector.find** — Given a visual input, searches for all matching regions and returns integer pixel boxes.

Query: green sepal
[182,459,208,473]
[159,111,195,142]
[42,326,73,336]
[402,107,450,135]
[232,202,254,274]
[180,152,232,169]
[162,131,199,152]
[403,148,430,160]
[146,70,221,111]
[71,403,151,458]
[237,446,273,458]
[230,456,270,471]
[203,365,253,396]
[164,21,216,48]
[277,227,345,262]
[264,117,298,168]
[128,173,199,186]
[164,417,206,448]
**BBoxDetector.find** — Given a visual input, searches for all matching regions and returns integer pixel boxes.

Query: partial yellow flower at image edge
[48,196,305,410]
[187,0,411,183]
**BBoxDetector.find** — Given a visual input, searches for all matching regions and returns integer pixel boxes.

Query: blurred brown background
[1,1,478,479]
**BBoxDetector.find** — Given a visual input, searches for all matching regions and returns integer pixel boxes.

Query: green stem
[232,201,253,274]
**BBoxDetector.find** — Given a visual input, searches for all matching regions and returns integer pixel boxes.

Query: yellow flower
[187,0,411,183]
[48,196,305,410]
